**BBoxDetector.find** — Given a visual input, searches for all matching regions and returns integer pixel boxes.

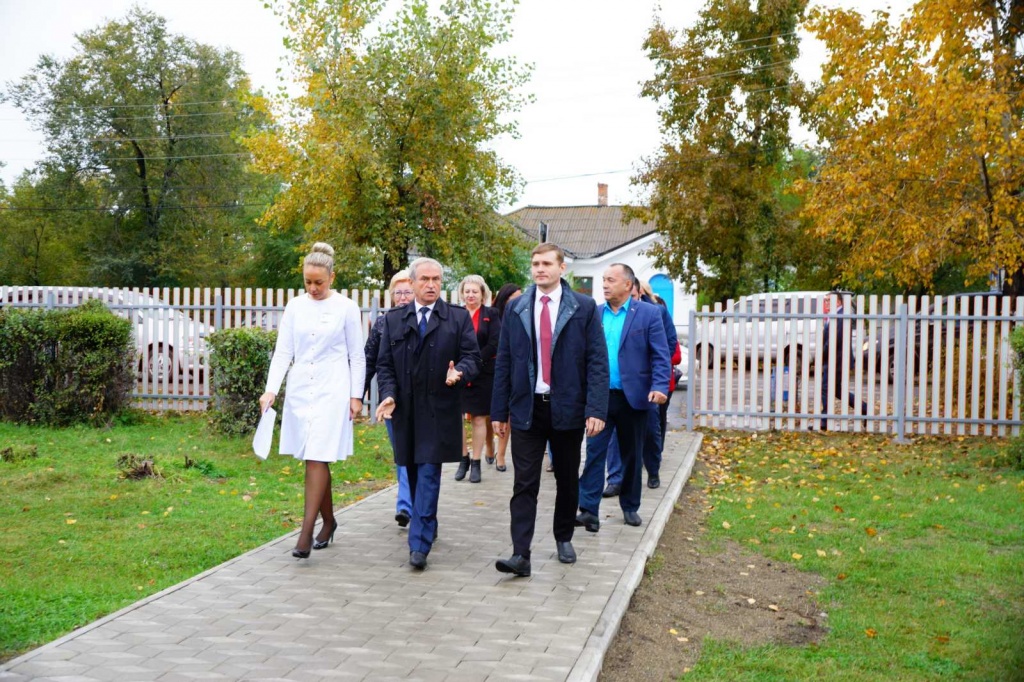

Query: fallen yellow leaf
[792,553,803,560]
[865,628,878,638]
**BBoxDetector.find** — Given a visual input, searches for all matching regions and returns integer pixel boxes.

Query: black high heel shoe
[313,519,338,550]
[292,545,311,559]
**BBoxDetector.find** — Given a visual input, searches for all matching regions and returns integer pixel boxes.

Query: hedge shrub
[207,327,277,436]
[0,299,135,425]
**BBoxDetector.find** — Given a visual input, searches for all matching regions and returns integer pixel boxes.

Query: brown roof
[503,205,656,259]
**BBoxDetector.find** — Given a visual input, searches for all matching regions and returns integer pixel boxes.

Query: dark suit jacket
[599,299,671,411]
[822,304,852,366]
[491,280,609,431]
[376,299,481,465]
[471,304,501,378]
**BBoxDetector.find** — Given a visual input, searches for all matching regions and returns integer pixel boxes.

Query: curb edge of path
[567,430,703,682]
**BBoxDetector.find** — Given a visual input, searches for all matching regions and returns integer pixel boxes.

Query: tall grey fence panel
[686,294,1024,438]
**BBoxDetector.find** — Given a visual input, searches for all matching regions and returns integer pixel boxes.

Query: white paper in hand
[253,407,276,460]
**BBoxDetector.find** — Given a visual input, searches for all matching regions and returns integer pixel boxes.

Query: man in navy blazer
[491,243,609,577]
[577,263,670,531]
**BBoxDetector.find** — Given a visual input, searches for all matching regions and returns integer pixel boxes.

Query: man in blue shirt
[577,263,671,531]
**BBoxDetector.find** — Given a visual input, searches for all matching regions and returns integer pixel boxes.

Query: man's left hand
[648,391,668,405]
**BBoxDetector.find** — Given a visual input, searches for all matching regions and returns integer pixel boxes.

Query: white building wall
[564,234,697,343]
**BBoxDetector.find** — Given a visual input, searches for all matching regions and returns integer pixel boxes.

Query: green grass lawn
[689,431,1024,681]
[0,411,395,661]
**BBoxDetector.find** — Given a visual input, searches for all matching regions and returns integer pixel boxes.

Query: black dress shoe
[469,459,482,483]
[575,511,600,533]
[454,457,470,481]
[602,483,621,498]
[647,475,661,489]
[556,541,576,564]
[395,510,410,528]
[409,551,428,570]
[623,511,642,527]
[495,554,531,577]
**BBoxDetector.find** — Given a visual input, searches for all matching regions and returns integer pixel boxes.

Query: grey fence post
[894,303,909,443]
[687,309,696,431]
[46,290,55,309]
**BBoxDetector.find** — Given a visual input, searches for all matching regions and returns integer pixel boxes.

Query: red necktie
[540,295,552,385]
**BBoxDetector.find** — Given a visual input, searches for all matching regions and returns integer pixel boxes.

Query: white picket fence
[685,294,1024,438]
[0,285,460,412]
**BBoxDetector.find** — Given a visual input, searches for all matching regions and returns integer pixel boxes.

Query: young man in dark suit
[375,257,481,570]
[490,243,609,577]
[577,263,670,531]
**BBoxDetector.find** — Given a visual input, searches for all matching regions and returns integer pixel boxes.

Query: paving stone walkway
[1,429,701,682]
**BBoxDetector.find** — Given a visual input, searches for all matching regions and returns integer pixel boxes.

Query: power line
[0,203,269,212]
[45,99,245,111]
[2,152,252,163]
[526,169,631,184]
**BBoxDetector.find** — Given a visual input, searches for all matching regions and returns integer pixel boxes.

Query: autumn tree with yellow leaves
[245,0,530,284]
[800,0,1024,295]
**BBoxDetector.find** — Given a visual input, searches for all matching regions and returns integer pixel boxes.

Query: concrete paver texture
[2,420,700,682]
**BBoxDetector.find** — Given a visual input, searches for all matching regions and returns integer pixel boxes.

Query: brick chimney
[597,183,608,207]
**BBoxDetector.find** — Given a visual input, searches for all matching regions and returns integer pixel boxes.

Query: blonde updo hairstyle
[303,242,335,274]
[459,274,491,306]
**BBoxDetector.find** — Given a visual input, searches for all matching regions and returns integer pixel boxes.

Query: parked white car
[690,291,871,370]
[1,287,207,381]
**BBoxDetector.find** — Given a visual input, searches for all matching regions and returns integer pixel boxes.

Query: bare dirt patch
[599,459,829,681]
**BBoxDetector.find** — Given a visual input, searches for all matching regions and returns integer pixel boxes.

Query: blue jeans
[606,406,662,486]
[406,462,442,554]
[385,420,412,516]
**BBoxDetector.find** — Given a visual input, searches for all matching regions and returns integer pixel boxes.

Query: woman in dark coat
[454,275,501,483]
[489,283,522,471]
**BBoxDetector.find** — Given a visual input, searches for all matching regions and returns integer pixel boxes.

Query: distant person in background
[363,270,415,527]
[490,283,523,472]
[259,242,366,559]
[820,292,868,431]
[455,275,501,483]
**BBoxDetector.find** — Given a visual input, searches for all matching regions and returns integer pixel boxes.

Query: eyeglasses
[392,289,414,298]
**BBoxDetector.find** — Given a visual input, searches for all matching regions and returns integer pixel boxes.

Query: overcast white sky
[0,0,912,210]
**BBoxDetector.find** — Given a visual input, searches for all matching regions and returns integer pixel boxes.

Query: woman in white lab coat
[259,243,366,558]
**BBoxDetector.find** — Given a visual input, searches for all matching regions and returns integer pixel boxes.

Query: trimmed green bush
[0,299,135,426]
[207,327,277,436]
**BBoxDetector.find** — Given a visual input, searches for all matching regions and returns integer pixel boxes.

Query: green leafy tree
[2,7,268,287]
[631,0,808,303]
[0,172,101,285]
[246,0,531,284]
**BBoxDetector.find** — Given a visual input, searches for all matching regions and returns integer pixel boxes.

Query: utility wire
[0,203,269,212]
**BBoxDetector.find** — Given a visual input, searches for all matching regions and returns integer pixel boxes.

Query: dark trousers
[579,390,647,515]
[509,395,584,559]
[820,365,868,430]
[405,461,441,554]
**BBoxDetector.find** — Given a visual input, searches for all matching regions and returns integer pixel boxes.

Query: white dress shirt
[533,285,562,394]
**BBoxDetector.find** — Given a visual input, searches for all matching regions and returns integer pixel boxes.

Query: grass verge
[0,410,394,661]
[687,431,1024,681]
